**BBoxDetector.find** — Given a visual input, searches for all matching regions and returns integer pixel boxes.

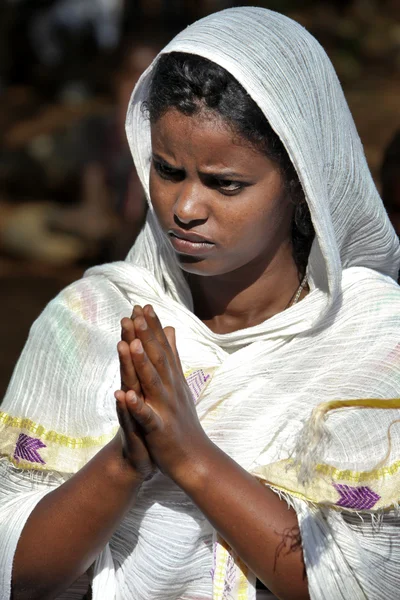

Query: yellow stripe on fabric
[238,565,249,600]
[297,397,400,485]
[213,551,228,598]
[316,458,400,483]
[267,482,400,512]
[212,534,250,600]
[254,470,400,510]
[213,536,230,599]
[0,411,117,449]
[1,455,49,471]
[256,456,400,485]
[257,479,321,506]
[311,398,400,423]
[316,398,400,411]
[232,550,249,600]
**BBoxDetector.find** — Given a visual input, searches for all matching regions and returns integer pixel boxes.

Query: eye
[218,179,242,191]
[210,177,247,196]
[153,158,184,182]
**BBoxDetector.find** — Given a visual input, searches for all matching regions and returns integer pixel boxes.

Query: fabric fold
[1,6,400,600]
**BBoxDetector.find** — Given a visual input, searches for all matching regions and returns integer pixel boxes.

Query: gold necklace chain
[288,274,308,308]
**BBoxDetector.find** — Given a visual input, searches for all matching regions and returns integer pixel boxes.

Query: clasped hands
[114,304,208,484]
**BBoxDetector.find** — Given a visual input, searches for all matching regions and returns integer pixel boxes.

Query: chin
[176,256,236,278]
[178,258,214,277]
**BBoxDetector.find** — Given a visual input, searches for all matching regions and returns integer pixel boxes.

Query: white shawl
[1,7,400,600]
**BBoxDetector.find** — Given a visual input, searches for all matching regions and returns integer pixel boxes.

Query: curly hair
[145,52,315,274]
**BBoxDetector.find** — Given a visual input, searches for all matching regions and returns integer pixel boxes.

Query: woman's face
[149,108,294,277]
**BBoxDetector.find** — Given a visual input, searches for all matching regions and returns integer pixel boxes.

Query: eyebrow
[152,154,179,167]
[152,154,247,179]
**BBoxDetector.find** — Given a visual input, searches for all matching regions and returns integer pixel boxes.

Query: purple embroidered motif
[334,483,380,510]
[222,552,236,599]
[186,369,210,403]
[210,541,218,580]
[14,433,46,465]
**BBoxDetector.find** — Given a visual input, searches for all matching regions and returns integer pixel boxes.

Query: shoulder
[312,267,400,364]
[36,265,134,332]
[341,267,400,325]
[342,266,399,296]
[327,268,400,384]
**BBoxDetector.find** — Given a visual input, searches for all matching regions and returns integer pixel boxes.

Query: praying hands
[115,305,211,482]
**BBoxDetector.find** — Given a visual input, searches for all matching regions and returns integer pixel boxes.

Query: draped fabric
[1,7,400,600]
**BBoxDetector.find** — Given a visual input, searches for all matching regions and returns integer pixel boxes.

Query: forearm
[175,439,309,600]
[12,435,142,600]
[114,306,309,597]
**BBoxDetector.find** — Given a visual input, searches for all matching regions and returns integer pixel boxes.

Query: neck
[187,244,305,334]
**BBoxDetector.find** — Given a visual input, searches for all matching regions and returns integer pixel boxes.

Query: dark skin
[149,108,304,332]
[12,109,308,599]
[11,317,154,600]
[115,305,308,600]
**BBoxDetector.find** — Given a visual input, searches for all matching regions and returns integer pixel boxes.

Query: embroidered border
[316,458,400,483]
[0,411,117,449]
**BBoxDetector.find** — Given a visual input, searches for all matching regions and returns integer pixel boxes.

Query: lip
[168,229,216,256]
[168,229,213,243]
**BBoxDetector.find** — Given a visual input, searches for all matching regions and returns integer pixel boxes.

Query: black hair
[381,129,400,210]
[145,52,314,275]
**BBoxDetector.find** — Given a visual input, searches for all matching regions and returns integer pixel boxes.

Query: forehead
[150,108,268,169]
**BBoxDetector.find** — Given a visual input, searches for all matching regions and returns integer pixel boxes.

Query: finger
[143,305,175,356]
[133,314,172,379]
[122,306,144,345]
[115,392,137,439]
[130,338,164,397]
[163,326,183,371]
[115,392,154,466]
[131,305,144,319]
[121,317,136,346]
[115,389,125,402]
[125,389,161,434]
[117,340,142,395]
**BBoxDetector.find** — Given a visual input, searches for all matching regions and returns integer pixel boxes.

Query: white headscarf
[125,7,399,314]
[1,8,400,600]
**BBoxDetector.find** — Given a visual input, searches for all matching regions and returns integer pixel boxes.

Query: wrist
[104,435,148,487]
[172,434,218,493]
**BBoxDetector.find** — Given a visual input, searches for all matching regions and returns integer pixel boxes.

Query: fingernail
[137,317,147,330]
[127,392,138,405]
[134,340,144,353]
[148,306,155,317]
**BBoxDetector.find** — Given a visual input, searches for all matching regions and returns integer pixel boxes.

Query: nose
[173,181,208,225]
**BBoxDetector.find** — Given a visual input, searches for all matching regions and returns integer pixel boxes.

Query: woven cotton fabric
[1,7,400,600]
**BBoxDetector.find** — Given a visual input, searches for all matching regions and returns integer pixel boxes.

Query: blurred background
[1,0,400,398]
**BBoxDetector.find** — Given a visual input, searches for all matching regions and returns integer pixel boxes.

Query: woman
[1,7,400,600]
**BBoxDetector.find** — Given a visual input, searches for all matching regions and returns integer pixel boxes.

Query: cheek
[223,194,292,249]
[149,174,170,218]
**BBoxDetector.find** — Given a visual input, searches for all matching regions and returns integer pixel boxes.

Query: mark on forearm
[274,526,306,579]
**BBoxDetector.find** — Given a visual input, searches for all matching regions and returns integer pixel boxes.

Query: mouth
[168,229,216,256]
